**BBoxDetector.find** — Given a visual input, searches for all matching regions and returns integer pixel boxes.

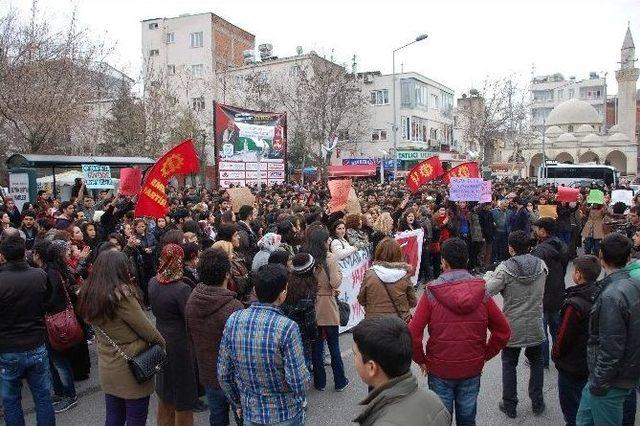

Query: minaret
[615,24,638,145]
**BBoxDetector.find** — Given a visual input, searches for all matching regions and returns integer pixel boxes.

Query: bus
[537,162,619,187]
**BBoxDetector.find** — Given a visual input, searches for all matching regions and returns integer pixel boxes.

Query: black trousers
[501,344,544,410]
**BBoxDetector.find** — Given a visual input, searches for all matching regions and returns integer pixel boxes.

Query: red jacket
[409,269,510,380]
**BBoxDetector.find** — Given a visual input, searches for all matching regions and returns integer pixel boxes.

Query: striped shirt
[218,303,311,424]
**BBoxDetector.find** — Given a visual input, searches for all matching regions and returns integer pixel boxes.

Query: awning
[328,165,377,177]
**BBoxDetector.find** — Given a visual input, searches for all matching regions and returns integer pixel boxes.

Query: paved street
[18,264,640,425]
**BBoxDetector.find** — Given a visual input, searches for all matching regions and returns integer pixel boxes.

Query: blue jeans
[583,238,601,256]
[205,387,233,426]
[542,310,561,367]
[243,409,304,426]
[558,371,587,426]
[492,232,509,263]
[105,394,150,426]
[49,349,76,398]
[428,374,481,426]
[311,326,347,390]
[576,385,631,426]
[0,344,55,426]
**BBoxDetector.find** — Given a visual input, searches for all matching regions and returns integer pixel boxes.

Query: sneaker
[532,401,546,416]
[314,386,325,391]
[336,380,350,392]
[51,395,64,406]
[54,397,77,414]
[193,399,208,413]
[499,402,517,419]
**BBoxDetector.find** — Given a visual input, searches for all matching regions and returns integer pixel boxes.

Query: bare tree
[0,2,111,155]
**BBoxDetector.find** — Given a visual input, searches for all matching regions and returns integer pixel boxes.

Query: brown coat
[582,207,605,239]
[314,252,343,326]
[358,262,416,322]
[92,291,165,400]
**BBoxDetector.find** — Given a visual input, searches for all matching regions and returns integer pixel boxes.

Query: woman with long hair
[148,244,199,425]
[329,219,356,260]
[133,218,157,306]
[77,251,165,426]
[300,226,349,392]
[344,213,369,250]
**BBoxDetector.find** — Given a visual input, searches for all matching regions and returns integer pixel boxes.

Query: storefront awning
[328,165,377,177]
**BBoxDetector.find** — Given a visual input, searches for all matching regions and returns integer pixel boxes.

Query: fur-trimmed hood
[371,261,412,284]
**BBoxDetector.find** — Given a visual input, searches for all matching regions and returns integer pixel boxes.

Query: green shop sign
[396,151,434,160]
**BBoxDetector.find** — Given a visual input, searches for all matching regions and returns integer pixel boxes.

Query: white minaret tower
[615,24,638,145]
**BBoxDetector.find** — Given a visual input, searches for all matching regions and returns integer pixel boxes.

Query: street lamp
[392,34,428,180]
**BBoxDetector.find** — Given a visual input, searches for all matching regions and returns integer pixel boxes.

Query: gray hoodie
[484,254,548,347]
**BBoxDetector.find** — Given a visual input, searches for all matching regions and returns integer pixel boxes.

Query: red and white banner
[394,228,424,285]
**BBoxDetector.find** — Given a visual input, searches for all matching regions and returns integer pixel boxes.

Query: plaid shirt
[218,303,311,424]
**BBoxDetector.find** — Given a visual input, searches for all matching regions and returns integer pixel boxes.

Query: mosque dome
[545,126,563,137]
[547,98,601,126]
[608,132,630,143]
[556,132,578,143]
[581,133,603,143]
[575,124,595,134]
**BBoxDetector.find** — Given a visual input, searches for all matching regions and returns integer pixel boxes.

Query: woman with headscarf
[148,244,199,425]
[251,232,282,271]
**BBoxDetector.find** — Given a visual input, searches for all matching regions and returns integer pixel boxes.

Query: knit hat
[292,253,315,275]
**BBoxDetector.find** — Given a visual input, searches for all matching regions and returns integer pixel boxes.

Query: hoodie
[358,262,417,321]
[409,270,511,380]
[624,259,640,280]
[485,254,548,347]
[531,236,569,313]
[251,233,282,272]
[185,283,243,388]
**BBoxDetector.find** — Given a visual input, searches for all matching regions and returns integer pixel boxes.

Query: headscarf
[156,243,184,284]
[258,232,282,252]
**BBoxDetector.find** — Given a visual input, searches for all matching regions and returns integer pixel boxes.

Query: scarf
[156,243,184,284]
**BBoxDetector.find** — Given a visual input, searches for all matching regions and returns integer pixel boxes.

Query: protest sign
[449,177,483,201]
[538,204,558,219]
[337,248,371,333]
[480,180,492,203]
[346,187,362,214]
[118,168,142,196]
[394,228,424,285]
[587,189,605,205]
[226,187,256,213]
[81,165,114,189]
[611,189,634,206]
[9,173,29,211]
[328,179,352,213]
[556,186,580,203]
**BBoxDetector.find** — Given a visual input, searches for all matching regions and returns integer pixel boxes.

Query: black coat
[531,236,568,313]
[587,270,640,393]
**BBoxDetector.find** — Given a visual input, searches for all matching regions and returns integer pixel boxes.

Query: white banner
[338,248,371,333]
[9,173,29,211]
[82,164,114,189]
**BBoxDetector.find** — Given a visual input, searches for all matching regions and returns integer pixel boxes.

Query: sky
[1,0,639,97]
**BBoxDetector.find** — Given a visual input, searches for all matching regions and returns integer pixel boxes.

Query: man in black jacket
[531,217,569,368]
[236,205,258,265]
[576,233,640,425]
[0,236,55,425]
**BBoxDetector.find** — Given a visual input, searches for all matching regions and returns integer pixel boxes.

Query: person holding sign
[581,203,605,256]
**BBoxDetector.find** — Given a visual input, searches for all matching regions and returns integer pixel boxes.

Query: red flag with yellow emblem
[134,139,200,218]
[441,162,480,184]
[406,156,445,193]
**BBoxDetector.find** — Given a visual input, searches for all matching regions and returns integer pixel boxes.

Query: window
[557,89,564,100]
[191,64,204,78]
[430,94,439,109]
[192,97,205,111]
[167,64,176,75]
[410,116,428,142]
[415,86,427,108]
[371,129,387,142]
[401,116,409,139]
[148,22,159,30]
[166,32,175,44]
[190,32,203,48]
[149,49,159,57]
[370,89,389,105]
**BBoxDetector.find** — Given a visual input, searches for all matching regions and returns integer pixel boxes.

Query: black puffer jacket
[587,269,640,393]
[531,236,568,313]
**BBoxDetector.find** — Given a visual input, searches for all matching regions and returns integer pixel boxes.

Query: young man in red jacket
[409,237,511,425]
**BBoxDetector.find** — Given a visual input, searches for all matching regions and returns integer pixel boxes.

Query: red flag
[118,168,142,196]
[406,156,445,193]
[135,139,200,218]
[442,162,480,184]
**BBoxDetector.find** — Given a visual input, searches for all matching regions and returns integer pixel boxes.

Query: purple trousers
[105,394,150,426]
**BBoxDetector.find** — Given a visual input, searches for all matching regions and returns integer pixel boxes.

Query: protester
[236,205,258,265]
[218,264,311,425]
[185,248,243,426]
[575,233,640,425]
[352,317,451,426]
[581,204,605,255]
[0,236,55,426]
[329,219,357,260]
[358,237,416,322]
[77,250,166,426]
[485,230,548,418]
[148,243,199,425]
[409,237,511,425]
[251,232,282,272]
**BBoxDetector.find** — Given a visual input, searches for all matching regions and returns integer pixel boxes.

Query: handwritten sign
[449,177,483,201]
[9,173,29,211]
[480,180,492,203]
[226,187,256,213]
[538,204,558,219]
[328,179,352,213]
[346,187,362,214]
[611,189,634,206]
[587,189,605,205]
[82,165,114,189]
[337,248,371,333]
[119,168,142,196]
[556,186,580,203]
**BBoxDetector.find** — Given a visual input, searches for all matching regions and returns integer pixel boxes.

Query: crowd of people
[0,174,640,426]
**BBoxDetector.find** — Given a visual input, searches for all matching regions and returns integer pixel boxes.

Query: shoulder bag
[45,273,84,351]
[95,326,166,384]
[322,259,350,327]
[380,280,411,324]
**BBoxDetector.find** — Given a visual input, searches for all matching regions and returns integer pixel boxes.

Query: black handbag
[96,327,167,384]
[336,297,350,327]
